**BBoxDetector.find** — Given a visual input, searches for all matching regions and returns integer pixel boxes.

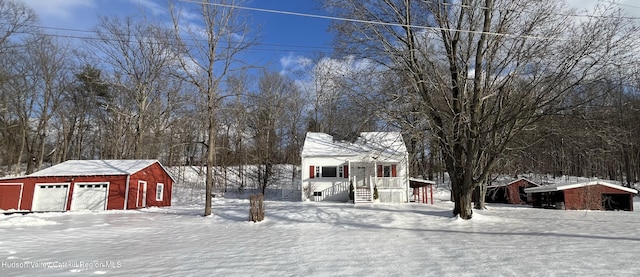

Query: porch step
[355,188,372,203]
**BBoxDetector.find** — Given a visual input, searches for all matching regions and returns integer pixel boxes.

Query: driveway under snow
[1,188,639,276]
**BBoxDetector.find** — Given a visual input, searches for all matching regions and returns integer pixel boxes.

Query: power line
[13,26,332,55]
[420,0,640,20]
[30,24,333,50]
[18,0,639,54]
[179,0,621,42]
[601,0,640,10]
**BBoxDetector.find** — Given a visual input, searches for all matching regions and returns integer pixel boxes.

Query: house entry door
[137,181,147,208]
[356,167,367,188]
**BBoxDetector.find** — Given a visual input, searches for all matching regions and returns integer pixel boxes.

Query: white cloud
[290,55,379,101]
[279,54,313,75]
[566,0,640,17]
[179,8,200,21]
[128,0,166,16]
[22,0,94,19]
[565,0,599,12]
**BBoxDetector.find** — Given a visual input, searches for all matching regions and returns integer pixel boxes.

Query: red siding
[0,177,36,210]
[129,162,173,208]
[506,179,538,205]
[0,184,23,210]
[563,184,633,210]
[391,165,397,177]
[377,165,383,177]
[0,161,173,212]
[309,166,315,179]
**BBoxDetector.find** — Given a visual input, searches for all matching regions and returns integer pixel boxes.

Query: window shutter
[377,165,383,177]
[344,165,349,178]
[309,166,315,179]
[391,165,397,177]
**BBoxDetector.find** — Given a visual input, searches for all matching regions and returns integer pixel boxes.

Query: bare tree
[246,70,303,194]
[0,0,38,173]
[325,0,638,219]
[89,16,179,159]
[0,0,36,48]
[2,34,69,174]
[170,0,255,216]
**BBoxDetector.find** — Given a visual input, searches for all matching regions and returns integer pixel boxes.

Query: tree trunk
[249,194,265,222]
[455,184,474,219]
[474,182,487,210]
[204,104,216,217]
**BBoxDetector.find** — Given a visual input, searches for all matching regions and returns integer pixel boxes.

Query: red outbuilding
[525,180,637,211]
[409,178,435,204]
[485,178,540,205]
[0,160,173,212]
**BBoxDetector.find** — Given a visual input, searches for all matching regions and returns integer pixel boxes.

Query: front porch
[303,156,409,203]
[353,175,407,203]
[309,175,407,203]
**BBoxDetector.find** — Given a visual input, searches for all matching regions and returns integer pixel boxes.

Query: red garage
[0,160,173,212]
[525,180,637,211]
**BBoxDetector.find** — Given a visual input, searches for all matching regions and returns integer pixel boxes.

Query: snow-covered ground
[1,187,639,276]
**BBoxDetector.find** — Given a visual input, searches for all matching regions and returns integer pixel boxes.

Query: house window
[310,165,347,178]
[313,191,322,196]
[322,166,337,177]
[383,166,391,177]
[378,165,398,177]
[156,183,164,201]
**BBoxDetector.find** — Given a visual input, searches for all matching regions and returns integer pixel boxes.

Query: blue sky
[20,0,333,73]
[18,0,640,76]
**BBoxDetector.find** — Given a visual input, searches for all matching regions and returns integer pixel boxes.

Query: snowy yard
[1,187,639,276]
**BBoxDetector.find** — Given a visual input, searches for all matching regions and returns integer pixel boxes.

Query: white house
[300,132,409,203]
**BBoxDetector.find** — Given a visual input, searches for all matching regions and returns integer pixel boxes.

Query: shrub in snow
[373,186,379,200]
[349,182,354,201]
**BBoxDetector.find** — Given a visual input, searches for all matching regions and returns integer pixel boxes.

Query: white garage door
[71,183,108,211]
[32,184,69,212]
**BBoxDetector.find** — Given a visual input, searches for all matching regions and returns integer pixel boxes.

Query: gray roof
[487,178,540,189]
[29,160,162,177]
[524,180,637,194]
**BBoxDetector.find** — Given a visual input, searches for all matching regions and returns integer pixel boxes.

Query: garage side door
[71,183,108,211]
[0,184,23,210]
[32,184,69,212]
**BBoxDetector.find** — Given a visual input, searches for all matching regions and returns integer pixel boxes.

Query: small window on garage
[156,183,164,201]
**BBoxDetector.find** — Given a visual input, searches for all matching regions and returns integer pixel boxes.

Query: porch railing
[375,177,405,189]
[315,181,350,202]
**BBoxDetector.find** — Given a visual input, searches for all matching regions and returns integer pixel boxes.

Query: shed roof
[409,178,436,188]
[524,180,637,194]
[29,160,164,177]
[301,132,407,161]
[488,178,540,189]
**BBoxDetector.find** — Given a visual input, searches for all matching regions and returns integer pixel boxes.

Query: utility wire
[420,0,640,20]
[179,0,630,41]
[16,0,640,51]
[28,25,333,50]
[601,0,640,10]
[12,28,332,55]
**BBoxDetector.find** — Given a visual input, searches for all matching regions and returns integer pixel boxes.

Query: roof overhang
[524,180,638,194]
